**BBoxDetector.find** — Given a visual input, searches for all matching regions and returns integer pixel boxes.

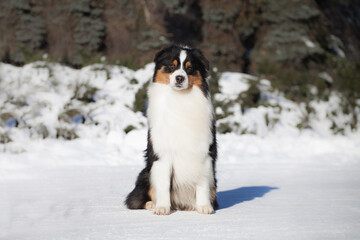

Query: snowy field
[1,130,360,240]
[1,62,360,239]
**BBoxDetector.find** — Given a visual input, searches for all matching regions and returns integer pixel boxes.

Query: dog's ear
[154,45,175,62]
[192,48,210,72]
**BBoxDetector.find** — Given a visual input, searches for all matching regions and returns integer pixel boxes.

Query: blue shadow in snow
[217,186,278,210]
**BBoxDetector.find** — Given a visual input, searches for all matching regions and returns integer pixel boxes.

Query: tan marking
[154,66,170,84]
[186,62,203,89]
[211,187,217,205]
[143,186,156,209]
[148,186,156,203]
[188,70,203,89]
[173,59,178,68]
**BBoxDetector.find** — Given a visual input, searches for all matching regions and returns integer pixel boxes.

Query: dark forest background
[0,0,359,102]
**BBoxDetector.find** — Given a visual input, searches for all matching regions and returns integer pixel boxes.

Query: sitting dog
[125,45,218,215]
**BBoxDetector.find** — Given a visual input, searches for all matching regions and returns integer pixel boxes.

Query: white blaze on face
[179,50,187,68]
[170,50,189,90]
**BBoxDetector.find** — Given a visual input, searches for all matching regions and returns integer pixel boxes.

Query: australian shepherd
[125,45,218,215]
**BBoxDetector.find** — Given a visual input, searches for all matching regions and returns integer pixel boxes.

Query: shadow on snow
[217,186,278,210]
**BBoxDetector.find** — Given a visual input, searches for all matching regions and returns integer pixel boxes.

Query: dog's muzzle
[175,75,185,86]
[170,70,188,90]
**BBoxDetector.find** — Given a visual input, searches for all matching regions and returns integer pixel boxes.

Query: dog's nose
[176,75,184,84]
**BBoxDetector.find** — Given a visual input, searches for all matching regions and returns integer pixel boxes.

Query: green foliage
[5,0,47,64]
[203,3,241,30]
[258,23,324,62]
[256,54,360,132]
[160,0,189,14]
[237,81,261,112]
[235,15,260,39]
[209,68,221,99]
[257,58,327,102]
[286,4,320,21]
[217,122,233,134]
[130,78,139,85]
[9,47,25,64]
[115,58,140,70]
[12,0,31,11]
[213,99,233,120]
[327,56,360,100]
[0,132,12,144]
[203,8,226,25]
[56,127,79,140]
[325,55,360,131]
[264,23,308,44]
[261,0,288,23]
[91,65,111,80]
[73,17,106,51]
[75,85,99,103]
[22,49,49,64]
[32,123,49,139]
[124,125,136,134]
[262,0,320,23]
[67,51,106,68]
[209,44,240,63]
[72,0,106,53]
[133,81,150,113]
[264,113,280,129]
[58,109,84,124]
[15,13,46,50]
[160,0,179,9]
[136,30,169,51]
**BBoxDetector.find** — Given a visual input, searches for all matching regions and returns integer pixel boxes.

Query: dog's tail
[125,168,151,209]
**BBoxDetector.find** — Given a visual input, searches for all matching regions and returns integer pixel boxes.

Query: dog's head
[152,45,210,92]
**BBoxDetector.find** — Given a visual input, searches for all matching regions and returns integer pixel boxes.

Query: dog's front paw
[197,205,214,214]
[153,206,170,215]
[145,201,155,210]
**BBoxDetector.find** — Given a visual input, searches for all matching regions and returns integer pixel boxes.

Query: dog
[125,45,218,215]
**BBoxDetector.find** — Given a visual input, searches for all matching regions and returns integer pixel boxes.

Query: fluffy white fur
[147,82,214,214]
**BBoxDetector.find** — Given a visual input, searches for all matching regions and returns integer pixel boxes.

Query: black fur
[125,45,218,211]
[209,119,219,209]
[125,131,158,209]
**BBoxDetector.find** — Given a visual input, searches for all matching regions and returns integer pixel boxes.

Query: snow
[1,62,360,239]
[1,62,358,148]
[1,130,360,239]
[302,36,316,48]
[329,35,346,58]
[215,73,359,137]
[0,62,152,149]
[318,72,333,84]
[217,72,254,100]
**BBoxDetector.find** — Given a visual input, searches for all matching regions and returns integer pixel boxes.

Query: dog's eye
[186,66,193,74]
[169,64,176,71]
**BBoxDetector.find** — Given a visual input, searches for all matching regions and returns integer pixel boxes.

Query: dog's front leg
[196,157,214,214]
[151,159,171,215]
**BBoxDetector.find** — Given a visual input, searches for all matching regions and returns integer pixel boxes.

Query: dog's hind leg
[125,168,151,209]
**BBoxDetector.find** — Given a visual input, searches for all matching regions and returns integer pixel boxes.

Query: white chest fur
[147,83,213,185]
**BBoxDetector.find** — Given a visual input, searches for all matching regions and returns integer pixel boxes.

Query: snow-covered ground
[1,130,360,239]
[1,62,360,239]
